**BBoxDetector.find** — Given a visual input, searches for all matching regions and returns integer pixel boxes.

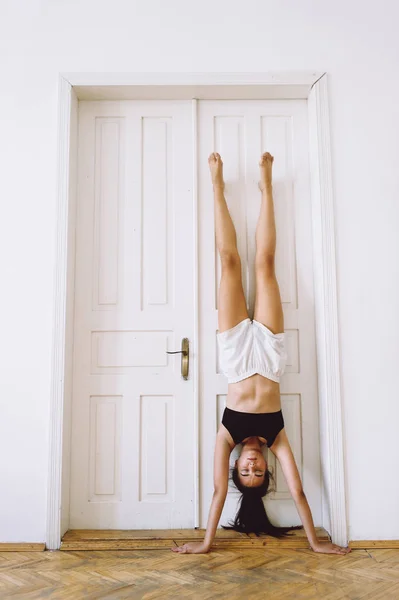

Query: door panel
[70,101,195,529]
[198,100,321,527]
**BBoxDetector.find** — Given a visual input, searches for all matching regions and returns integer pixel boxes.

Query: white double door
[70,99,321,530]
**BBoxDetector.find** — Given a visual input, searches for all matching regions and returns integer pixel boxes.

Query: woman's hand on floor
[311,541,351,555]
[171,542,210,554]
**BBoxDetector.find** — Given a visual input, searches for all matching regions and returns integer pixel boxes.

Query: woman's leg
[253,153,284,334]
[209,153,249,333]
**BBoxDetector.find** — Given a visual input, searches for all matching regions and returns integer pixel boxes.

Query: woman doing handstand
[172,152,350,556]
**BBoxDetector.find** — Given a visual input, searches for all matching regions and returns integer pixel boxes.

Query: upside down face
[236,437,267,487]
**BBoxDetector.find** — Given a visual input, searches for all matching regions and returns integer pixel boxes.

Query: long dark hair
[222,466,303,537]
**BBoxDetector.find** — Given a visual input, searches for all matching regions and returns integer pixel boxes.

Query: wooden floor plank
[0,544,45,552]
[350,540,399,549]
[62,528,264,541]
[60,527,329,551]
[61,539,178,551]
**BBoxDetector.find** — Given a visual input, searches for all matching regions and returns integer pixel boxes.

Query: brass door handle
[166,338,189,380]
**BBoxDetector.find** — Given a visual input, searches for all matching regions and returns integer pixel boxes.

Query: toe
[261,152,273,162]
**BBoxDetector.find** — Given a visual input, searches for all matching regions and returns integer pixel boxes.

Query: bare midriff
[226,374,281,413]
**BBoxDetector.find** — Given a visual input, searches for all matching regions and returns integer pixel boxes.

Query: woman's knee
[255,252,275,277]
[220,250,241,270]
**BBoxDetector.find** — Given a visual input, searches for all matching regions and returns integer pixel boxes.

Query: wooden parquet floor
[1,547,399,599]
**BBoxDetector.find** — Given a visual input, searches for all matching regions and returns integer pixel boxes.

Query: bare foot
[259,152,274,191]
[208,152,224,188]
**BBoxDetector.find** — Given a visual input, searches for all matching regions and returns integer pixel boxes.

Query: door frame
[47,72,347,549]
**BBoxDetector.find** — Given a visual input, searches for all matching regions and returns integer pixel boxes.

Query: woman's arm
[271,430,350,555]
[202,432,231,549]
[172,429,231,554]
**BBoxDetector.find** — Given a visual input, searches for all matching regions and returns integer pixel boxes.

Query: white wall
[1,0,398,543]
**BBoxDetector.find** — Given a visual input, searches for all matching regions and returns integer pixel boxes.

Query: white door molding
[46,75,72,551]
[47,72,347,549]
[308,75,348,546]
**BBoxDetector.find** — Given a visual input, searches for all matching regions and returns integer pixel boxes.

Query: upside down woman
[172,152,350,556]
